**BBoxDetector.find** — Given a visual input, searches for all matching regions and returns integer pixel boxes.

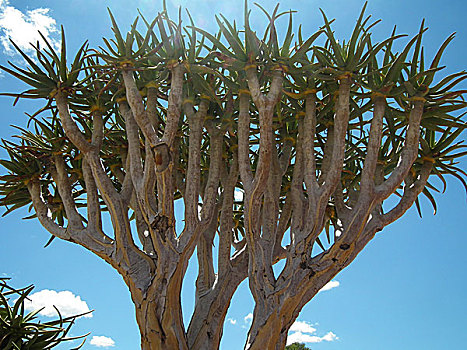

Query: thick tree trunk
[187,255,248,350]
[246,307,286,350]
[131,281,188,350]
[245,284,323,350]
[187,279,238,350]
[245,226,381,350]
[129,252,190,350]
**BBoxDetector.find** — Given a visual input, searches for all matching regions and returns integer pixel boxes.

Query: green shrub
[0,278,88,350]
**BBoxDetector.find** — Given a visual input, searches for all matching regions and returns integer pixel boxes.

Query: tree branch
[200,130,223,225]
[82,158,102,233]
[303,94,319,195]
[218,155,238,277]
[238,93,253,189]
[146,86,160,132]
[82,158,115,248]
[51,155,84,230]
[27,180,70,240]
[143,140,158,216]
[182,99,207,231]
[120,102,144,195]
[91,111,104,149]
[320,77,351,198]
[360,96,386,195]
[381,162,432,226]
[290,118,306,233]
[162,64,185,147]
[376,99,424,199]
[244,70,283,246]
[121,70,159,146]
[55,92,94,153]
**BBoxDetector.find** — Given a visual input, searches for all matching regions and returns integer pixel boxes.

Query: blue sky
[0,0,466,349]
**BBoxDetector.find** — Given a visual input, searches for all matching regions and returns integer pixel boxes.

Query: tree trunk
[187,257,248,350]
[245,299,288,350]
[131,282,188,349]
[129,254,190,350]
[245,230,380,350]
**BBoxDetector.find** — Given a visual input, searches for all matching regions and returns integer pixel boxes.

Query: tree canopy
[0,1,466,349]
[285,343,311,350]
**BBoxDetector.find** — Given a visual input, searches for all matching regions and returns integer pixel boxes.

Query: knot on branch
[339,243,350,250]
[151,143,172,173]
[299,258,316,278]
[150,214,170,242]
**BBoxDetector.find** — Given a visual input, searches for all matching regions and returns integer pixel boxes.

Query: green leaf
[37,31,61,67]
[425,33,456,86]
[383,31,425,85]
[185,10,197,63]
[43,235,56,248]
[315,236,326,251]
[107,9,125,52]
[67,41,88,85]
[291,30,324,63]
[0,65,47,89]
[348,2,368,56]
[410,19,426,76]
[157,14,174,58]
[59,26,67,82]
[281,11,295,57]
[217,15,246,60]
[420,187,438,217]
[319,9,345,67]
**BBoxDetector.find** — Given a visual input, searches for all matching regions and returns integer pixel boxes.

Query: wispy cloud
[238,314,338,345]
[287,320,338,346]
[90,336,115,348]
[287,331,338,345]
[239,312,254,329]
[290,320,317,334]
[319,280,340,292]
[0,0,59,54]
[228,318,237,325]
[22,289,92,318]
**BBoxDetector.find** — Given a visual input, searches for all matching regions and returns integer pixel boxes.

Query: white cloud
[0,0,59,54]
[287,319,338,346]
[286,331,338,345]
[290,320,316,334]
[319,280,340,292]
[321,331,339,342]
[22,289,92,318]
[90,336,115,348]
[237,314,338,345]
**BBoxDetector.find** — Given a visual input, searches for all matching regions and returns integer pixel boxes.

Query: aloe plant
[0,1,465,349]
[0,278,88,350]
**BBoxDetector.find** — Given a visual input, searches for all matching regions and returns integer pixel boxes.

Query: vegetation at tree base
[0,1,466,349]
[0,278,88,349]
[286,343,311,350]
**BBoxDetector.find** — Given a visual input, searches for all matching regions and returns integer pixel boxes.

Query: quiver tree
[1,2,466,349]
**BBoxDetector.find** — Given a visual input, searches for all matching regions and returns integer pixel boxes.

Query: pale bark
[244,81,430,350]
[27,56,434,350]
